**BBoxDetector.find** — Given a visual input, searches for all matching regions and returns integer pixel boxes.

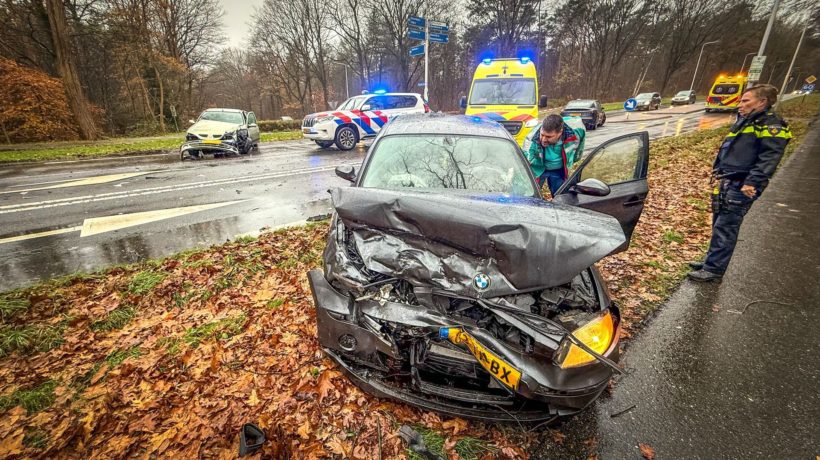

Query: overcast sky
[221,0,264,49]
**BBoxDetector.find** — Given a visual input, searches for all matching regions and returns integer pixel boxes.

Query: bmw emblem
[473,273,490,291]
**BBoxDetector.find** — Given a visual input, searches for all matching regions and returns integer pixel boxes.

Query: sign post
[408,16,448,103]
[748,56,766,82]
[623,98,637,120]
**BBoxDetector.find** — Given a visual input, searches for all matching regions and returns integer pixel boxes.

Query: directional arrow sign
[408,16,425,28]
[410,44,424,57]
[408,29,425,41]
[428,20,448,32]
[624,98,638,111]
[429,32,449,43]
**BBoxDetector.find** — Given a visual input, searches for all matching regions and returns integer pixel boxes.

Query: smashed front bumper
[308,269,620,422]
[180,139,240,158]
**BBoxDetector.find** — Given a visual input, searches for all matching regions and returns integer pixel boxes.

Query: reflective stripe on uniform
[726,126,756,137]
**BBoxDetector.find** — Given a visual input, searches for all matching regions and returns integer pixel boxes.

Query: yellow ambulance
[705,74,747,112]
[460,57,548,145]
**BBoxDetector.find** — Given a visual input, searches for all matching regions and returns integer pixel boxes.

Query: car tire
[334,126,358,151]
[240,138,252,155]
[600,113,606,127]
[315,140,334,149]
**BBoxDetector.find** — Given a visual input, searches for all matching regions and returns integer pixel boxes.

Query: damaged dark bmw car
[308,113,649,422]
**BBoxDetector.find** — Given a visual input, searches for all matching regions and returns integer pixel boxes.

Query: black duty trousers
[703,179,758,274]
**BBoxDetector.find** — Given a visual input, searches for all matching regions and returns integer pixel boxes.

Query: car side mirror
[573,178,610,196]
[335,165,356,182]
[361,104,371,111]
[188,119,196,124]
[539,95,548,108]
[459,96,467,109]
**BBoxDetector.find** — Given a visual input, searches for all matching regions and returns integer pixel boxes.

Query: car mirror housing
[459,96,467,109]
[573,178,610,196]
[539,95,548,108]
[335,165,357,182]
[188,119,196,124]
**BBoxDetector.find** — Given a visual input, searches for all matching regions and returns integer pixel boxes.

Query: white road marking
[1,172,151,194]
[0,200,247,244]
[80,200,246,237]
[0,226,82,244]
[0,163,356,215]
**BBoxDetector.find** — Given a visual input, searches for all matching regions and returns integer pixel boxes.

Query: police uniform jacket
[714,108,792,190]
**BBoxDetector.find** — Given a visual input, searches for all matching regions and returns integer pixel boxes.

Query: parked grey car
[308,113,650,422]
[671,90,696,105]
[634,92,661,111]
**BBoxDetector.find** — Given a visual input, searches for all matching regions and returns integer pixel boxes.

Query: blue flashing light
[482,58,492,65]
[373,89,387,95]
[520,56,531,64]
[472,116,482,122]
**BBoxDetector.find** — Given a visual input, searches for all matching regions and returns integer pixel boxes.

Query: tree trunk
[153,65,166,133]
[44,0,99,140]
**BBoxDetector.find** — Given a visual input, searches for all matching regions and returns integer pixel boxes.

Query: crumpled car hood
[326,187,625,297]
[188,119,242,135]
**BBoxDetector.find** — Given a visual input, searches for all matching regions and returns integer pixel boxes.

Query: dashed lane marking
[1,172,152,194]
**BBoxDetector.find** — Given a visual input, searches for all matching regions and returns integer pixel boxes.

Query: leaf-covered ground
[0,109,814,458]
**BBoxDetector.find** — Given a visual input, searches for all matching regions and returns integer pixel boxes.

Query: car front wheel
[335,126,359,151]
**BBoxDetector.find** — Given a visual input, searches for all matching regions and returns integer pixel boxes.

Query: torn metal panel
[328,187,625,296]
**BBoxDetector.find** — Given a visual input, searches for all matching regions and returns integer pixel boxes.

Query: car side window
[402,96,418,108]
[579,136,646,185]
[247,112,257,125]
[369,96,388,110]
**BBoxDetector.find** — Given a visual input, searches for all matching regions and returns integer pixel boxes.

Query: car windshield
[713,84,740,95]
[199,111,244,124]
[675,91,691,97]
[565,101,594,109]
[469,78,536,105]
[361,135,536,196]
[635,93,653,100]
[337,96,368,110]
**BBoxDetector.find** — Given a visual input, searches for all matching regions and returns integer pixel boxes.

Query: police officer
[689,84,792,282]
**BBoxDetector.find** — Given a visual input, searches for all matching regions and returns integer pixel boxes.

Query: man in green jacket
[524,114,586,196]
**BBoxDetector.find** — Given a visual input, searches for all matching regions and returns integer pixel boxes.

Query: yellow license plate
[442,328,521,390]
[202,139,221,144]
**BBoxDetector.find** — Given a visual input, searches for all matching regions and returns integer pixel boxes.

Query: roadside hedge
[258,119,302,131]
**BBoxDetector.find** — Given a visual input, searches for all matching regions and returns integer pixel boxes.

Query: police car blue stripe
[355,118,376,135]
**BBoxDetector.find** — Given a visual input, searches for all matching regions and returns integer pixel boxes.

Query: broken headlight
[554,312,615,369]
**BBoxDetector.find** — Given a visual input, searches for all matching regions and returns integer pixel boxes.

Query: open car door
[552,132,649,254]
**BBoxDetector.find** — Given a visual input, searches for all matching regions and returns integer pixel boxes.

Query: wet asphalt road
[532,121,820,459]
[0,105,733,290]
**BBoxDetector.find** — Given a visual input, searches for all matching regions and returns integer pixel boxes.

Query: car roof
[566,99,596,104]
[378,113,514,139]
[203,108,244,113]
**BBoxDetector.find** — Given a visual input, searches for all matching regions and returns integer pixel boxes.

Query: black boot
[688,269,723,282]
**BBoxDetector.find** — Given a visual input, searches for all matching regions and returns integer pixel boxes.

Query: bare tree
[44,0,100,139]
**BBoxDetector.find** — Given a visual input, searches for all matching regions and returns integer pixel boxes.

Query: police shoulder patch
[768,125,782,135]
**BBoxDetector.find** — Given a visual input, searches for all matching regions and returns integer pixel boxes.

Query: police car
[301,92,429,150]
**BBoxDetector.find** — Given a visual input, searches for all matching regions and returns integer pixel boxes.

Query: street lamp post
[690,40,720,91]
[739,52,757,74]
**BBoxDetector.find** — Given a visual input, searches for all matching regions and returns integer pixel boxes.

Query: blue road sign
[624,98,638,111]
[410,44,424,57]
[408,29,425,41]
[429,32,449,43]
[408,16,425,28]
[428,20,449,32]
[802,84,815,92]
